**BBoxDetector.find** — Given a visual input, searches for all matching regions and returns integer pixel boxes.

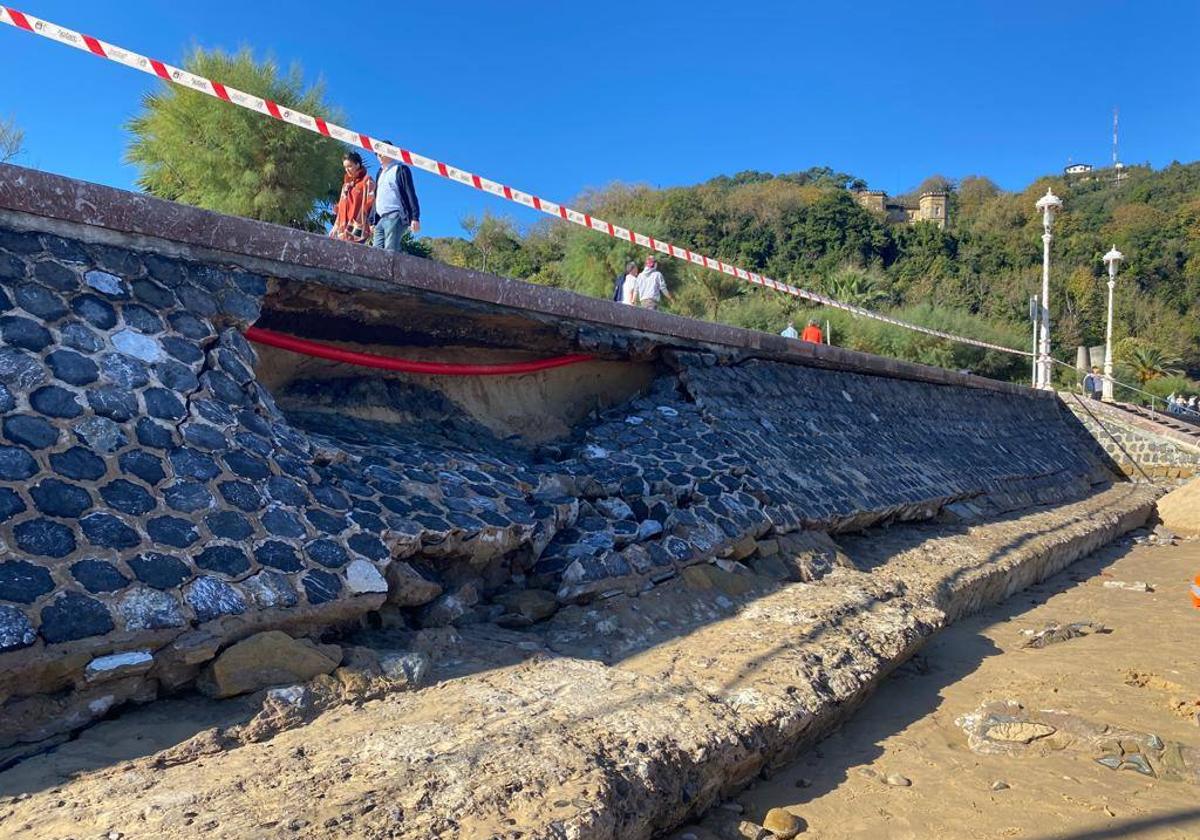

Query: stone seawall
[0,175,1126,752]
[1064,397,1200,482]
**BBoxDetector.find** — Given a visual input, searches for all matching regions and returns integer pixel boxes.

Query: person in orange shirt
[800,319,824,344]
[330,152,375,244]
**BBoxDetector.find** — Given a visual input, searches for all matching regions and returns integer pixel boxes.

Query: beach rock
[197,631,341,699]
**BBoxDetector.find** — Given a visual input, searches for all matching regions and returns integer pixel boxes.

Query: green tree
[1122,344,1184,385]
[126,48,344,230]
[823,265,889,307]
[0,115,23,163]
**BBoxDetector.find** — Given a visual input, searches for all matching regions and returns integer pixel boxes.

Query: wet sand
[679,536,1200,840]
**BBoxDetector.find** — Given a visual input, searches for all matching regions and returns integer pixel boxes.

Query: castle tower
[917,192,948,229]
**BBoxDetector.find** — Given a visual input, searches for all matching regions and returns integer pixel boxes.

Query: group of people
[611,257,674,310]
[1168,393,1200,418]
[780,319,824,343]
[329,148,421,251]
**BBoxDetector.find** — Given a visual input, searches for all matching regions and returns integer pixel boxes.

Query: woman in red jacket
[330,152,375,244]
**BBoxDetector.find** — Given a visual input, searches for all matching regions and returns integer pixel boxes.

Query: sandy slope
[679,537,1200,840]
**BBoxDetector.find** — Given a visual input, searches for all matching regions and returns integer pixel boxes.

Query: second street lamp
[1102,245,1125,402]
[1034,189,1063,390]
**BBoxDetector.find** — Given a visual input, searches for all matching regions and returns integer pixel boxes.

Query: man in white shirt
[780,320,798,339]
[634,256,673,310]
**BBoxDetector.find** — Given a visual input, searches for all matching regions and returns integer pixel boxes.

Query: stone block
[197,631,341,699]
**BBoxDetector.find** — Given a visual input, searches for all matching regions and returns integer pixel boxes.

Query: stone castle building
[853,189,949,229]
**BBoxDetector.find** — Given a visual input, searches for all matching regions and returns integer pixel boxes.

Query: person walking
[634,256,673,310]
[800,319,823,343]
[330,152,376,244]
[613,261,638,304]
[1082,366,1103,400]
[780,320,798,339]
[373,141,421,252]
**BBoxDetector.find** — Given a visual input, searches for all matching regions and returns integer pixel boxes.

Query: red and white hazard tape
[0,5,1031,358]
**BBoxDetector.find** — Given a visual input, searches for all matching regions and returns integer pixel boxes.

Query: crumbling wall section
[0,221,1119,751]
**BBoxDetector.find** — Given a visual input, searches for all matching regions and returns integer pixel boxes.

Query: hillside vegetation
[429,162,1200,391]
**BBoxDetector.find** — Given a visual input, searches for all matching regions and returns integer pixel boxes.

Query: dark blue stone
[13,518,77,559]
[100,479,156,516]
[169,448,221,481]
[306,539,348,568]
[130,277,177,309]
[136,418,175,450]
[194,545,250,576]
[70,558,130,594]
[219,452,269,483]
[254,540,302,571]
[233,432,272,458]
[217,288,261,323]
[33,260,78,291]
[0,383,12,413]
[87,244,142,278]
[0,229,42,254]
[60,322,102,354]
[312,485,350,511]
[0,252,24,281]
[213,348,252,384]
[80,512,141,550]
[30,478,93,518]
[0,445,38,481]
[266,476,309,506]
[0,605,37,652]
[205,510,253,540]
[40,234,89,264]
[202,370,245,406]
[13,283,68,320]
[0,315,52,351]
[168,310,212,340]
[262,508,305,538]
[121,303,163,334]
[196,399,235,427]
[144,388,186,421]
[218,480,263,512]
[40,592,114,644]
[155,360,200,393]
[302,570,342,604]
[176,285,218,317]
[145,254,186,288]
[46,349,99,386]
[232,272,267,297]
[71,294,117,329]
[128,552,190,589]
[147,515,199,548]
[186,576,247,623]
[3,414,60,449]
[348,533,389,561]
[182,423,227,451]
[86,386,138,422]
[349,511,385,533]
[100,353,150,389]
[30,385,82,419]
[306,508,346,534]
[0,487,26,523]
[50,446,106,481]
[119,450,166,486]
[163,481,214,513]
[238,410,273,438]
[162,336,203,365]
[0,559,55,603]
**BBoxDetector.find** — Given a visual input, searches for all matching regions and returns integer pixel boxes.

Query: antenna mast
[1113,107,1124,185]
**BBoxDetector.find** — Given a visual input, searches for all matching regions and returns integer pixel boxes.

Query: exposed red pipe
[244,326,594,376]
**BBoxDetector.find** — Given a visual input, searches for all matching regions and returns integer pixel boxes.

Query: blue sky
[2,0,1197,238]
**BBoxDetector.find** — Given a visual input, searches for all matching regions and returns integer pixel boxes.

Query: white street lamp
[1102,245,1124,402]
[1034,188,1063,389]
